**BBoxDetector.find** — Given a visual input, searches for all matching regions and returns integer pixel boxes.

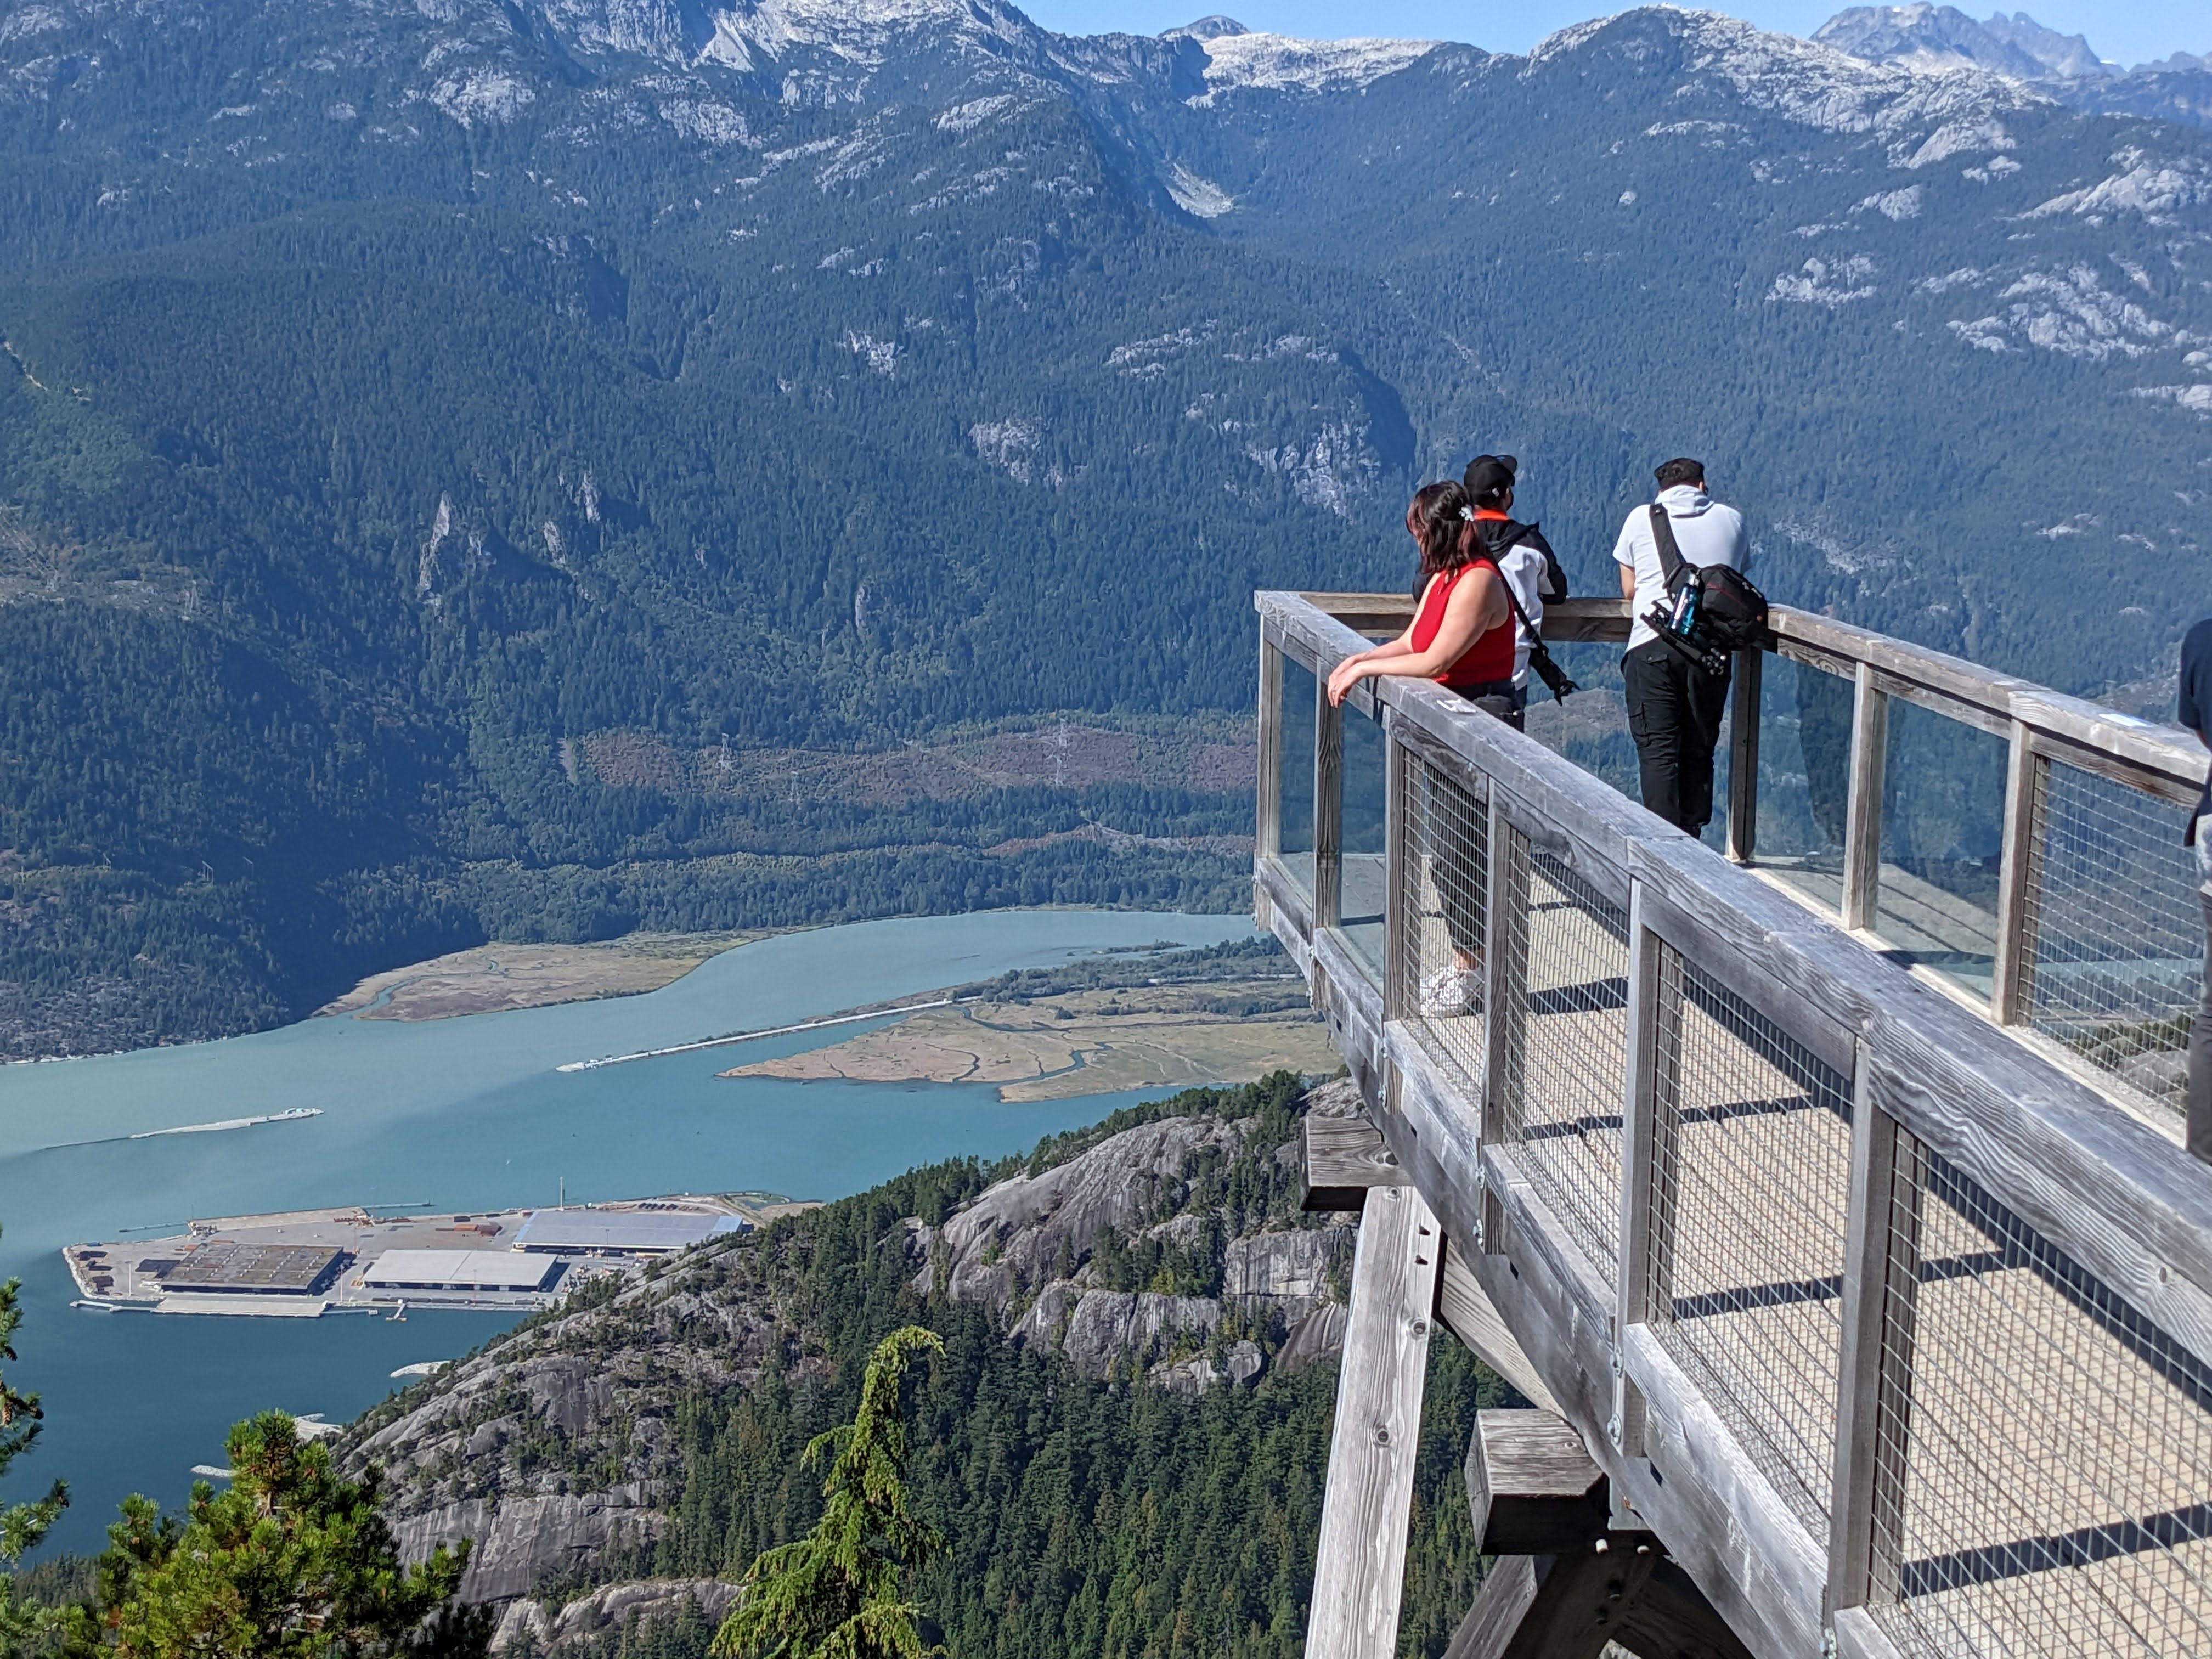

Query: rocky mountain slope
[335,1073,1499,1656]
[1815,5,2211,127]
[1,0,2210,1053]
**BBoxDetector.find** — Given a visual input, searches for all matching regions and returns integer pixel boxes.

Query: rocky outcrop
[394,1486,667,1602]
[1276,1304,1351,1374]
[1225,1227,1344,1303]
[490,1578,737,1653]
[351,1081,1361,1624]
[913,1113,1245,1307]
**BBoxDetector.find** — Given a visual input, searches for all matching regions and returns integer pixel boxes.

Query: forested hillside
[0,0,2207,1052]
[339,1074,1509,1657]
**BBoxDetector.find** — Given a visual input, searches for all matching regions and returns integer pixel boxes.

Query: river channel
[0,910,1254,1554]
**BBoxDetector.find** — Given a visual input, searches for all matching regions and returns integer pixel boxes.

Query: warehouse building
[360,1250,563,1294]
[162,1243,348,1298]
[511,1209,748,1257]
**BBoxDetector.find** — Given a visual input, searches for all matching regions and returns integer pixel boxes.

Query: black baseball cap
[1463,454,1517,497]
[1654,456,1706,488]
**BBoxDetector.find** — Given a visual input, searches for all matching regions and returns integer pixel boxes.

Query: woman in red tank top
[1325,481,1515,715]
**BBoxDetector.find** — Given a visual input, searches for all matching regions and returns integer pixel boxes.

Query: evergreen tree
[0,1232,67,1658]
[711,1327,945,1659]
[92,1412,488,1659]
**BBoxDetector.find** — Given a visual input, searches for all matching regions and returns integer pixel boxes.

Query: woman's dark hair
[1407,481,1474,595]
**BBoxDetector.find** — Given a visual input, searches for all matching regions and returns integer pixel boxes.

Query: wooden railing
[1256,590,2212,1659]
[1269,594,2212,1137]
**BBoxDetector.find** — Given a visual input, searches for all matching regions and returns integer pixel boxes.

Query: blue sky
[1013,1,2208,70]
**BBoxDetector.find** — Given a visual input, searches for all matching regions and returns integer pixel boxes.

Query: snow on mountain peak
[1528,7,2039,164]
[692,0,1039,75]
[1188,29,1436,99]
[1165,16,1248,42]
[1813,7,2114,83]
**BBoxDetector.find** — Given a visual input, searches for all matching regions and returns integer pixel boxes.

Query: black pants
[1623,640,1731,836]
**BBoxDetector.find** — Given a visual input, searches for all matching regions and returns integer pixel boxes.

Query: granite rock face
[489,1577,737,1652]
[349,1081,1359,1627]
[393,1485,665,1602]
[913,1113,1245,1308]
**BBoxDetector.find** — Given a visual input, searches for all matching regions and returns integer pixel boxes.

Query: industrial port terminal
[64,1193,808,1317]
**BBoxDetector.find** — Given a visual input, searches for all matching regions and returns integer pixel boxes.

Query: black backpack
[1646,504,1768,677]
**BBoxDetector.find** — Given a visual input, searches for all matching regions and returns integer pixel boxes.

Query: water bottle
[1670,585,1700,637]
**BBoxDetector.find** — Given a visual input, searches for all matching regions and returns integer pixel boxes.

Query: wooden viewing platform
[1259,591,2212,1659]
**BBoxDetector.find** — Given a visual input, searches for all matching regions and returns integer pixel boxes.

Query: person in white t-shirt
[1459,454,1567,720]
[1613,457,1749,837]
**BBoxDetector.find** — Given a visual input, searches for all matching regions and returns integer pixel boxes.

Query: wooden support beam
[1258,640,1284,861]
[1305,1184,1444,1659]
[1441,1545,1657,1659]
[1481,800,1530,1148]
[1384,727,1410,1021]
[1466,1409,1607,1554]
[1615,891,1664,1459]
[1443,1547,1757,1659]
[1829,1059,1921,1616]
[1726,647,1762,864]
[1841,663,1888,934]
[1989,721,2042,1025]
[1315,676,1344,929]
[1303,1111,1409,1212]
[1435,1241,1560,1413]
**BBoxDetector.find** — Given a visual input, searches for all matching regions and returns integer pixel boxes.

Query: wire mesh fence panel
[1871,1128,2212,1657]
[1521,642,1637,800]
[1495,829,1631,1276]
[1877,699,2006,1004]
[2023,759,2203,1120]
[1272,652,1318,900]
[1647,945,1854,1540]
[1395,747,1488,1089]
[1752,654,1855,918]
[1339,705,1390,984]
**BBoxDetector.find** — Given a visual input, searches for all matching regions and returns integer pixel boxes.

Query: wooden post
[1481,804,1530,1151]
[1613,889,1664,1458]
[1316,676,1344,930]
[1840,663,1889,934]
[1306,1183,1444,1659]
[1990,721,2044,1025]
[1828,1053,1923,1618]
[1384,729,1410,1021]
[1726,647,1763,864]
[1258,641,1284,862]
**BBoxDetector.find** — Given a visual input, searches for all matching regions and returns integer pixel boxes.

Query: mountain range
[1,0,2209,1053]
[1815,6,2212,127]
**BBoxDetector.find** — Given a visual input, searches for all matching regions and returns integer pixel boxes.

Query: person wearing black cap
[1613,457,1748,838]
[1462,454,1568,724]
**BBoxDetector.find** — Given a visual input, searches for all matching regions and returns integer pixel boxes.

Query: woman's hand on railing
[1325,656,1368,707]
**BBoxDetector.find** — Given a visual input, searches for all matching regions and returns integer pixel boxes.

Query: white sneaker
[1419,968,1479,1018]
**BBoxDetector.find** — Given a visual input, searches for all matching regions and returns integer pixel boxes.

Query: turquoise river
[0,910,1254,1554]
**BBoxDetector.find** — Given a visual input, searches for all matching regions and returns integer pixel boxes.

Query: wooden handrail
[1293,590,2208,795]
